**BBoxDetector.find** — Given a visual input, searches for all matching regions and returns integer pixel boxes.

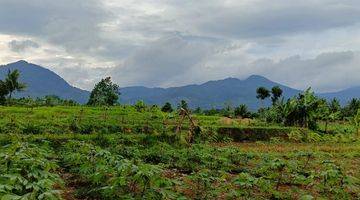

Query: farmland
[0,106,359,199]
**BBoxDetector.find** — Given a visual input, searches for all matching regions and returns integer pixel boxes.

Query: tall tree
[5,69,26,100]
[87,77,120,106]
[161,102,173,113]
[271,86,283,105]
[256,87,270,108]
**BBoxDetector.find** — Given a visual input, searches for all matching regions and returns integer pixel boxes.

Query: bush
[288,129,305,142]
[217,127,294,142]
[22,124,43,135]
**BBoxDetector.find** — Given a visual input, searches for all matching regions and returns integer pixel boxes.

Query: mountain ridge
[1,60,359,109]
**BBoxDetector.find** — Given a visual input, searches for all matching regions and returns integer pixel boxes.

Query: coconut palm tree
[5,69,26,100]
[256,87,270,108]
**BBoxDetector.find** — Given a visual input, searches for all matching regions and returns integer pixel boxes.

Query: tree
[256,87,270,108]
[265,88,322,129]
[342,98,360,118]
[161,102,173,113]
[294,88,321,129]
[134,100,146,112]
[318,99,340,133]
[193,107,202,114]
[0,80,9,105]
[329,98,341,113]
[87,77,120,106]
[5,69,26,100]
[271,86,283,105]
[178,100,189,111]
[354,109,360,136]
[222,102,233,117]
[234,104,251,118]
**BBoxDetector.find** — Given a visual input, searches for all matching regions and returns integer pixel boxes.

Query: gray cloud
[109,34,360,92]
[0,0,120,58]
[193,0,360,39]
[0,0,360,92]
[8,39,40,52]
[110,34,221,87]
[250,51,360,92]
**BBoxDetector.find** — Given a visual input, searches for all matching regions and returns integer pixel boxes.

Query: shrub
[22,123,43,135]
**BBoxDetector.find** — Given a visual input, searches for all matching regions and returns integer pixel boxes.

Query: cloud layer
[0,0,359,92]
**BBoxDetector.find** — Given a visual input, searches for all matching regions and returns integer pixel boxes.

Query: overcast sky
[0,0,359,92]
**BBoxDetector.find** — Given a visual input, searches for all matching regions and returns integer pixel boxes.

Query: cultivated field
[0,106,359,199]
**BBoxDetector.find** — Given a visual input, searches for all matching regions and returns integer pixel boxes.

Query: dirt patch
[60,172,78,200]
[219,117,235,125]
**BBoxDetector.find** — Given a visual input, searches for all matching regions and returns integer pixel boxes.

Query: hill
[0,60,90,103]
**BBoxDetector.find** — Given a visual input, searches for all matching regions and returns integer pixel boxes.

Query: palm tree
[271,86,283,105]
[5,69,26,100]
[256,87,270,108]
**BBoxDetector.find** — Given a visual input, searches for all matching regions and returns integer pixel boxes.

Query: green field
[1,106,359,199]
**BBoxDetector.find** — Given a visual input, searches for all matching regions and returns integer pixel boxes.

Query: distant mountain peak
[246,75,268,81]
[11,60,29,65]
[223,77,240,81]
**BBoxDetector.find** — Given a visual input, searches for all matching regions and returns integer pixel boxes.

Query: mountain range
[1,60,359,109]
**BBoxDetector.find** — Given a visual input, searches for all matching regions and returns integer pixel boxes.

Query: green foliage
[256,87,270,100]
[271,86,283,105]
[134,100,147,112]
[4,69,27,100]
[0,105,359,199]
[178,99,189,111]
[234,104,251,118]
[61,141,173,199]
[261,88,323,130]
[256,86,270,108]
[0,69,26,105]
[161,102,173,113]
[87,77,120,106]
[353,109,360,136]
[0,142,62,199]
[0,80,8,105]
[342,98,360,118]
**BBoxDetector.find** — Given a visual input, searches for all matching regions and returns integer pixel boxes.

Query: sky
[0,0,360,92]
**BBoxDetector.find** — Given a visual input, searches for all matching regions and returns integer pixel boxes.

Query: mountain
[0,60,90,103]
[1,60,358,109]
[120,75,301,110]
[320,87,360,105]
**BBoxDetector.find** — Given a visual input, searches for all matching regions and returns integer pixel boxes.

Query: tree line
[2,71,360,130]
